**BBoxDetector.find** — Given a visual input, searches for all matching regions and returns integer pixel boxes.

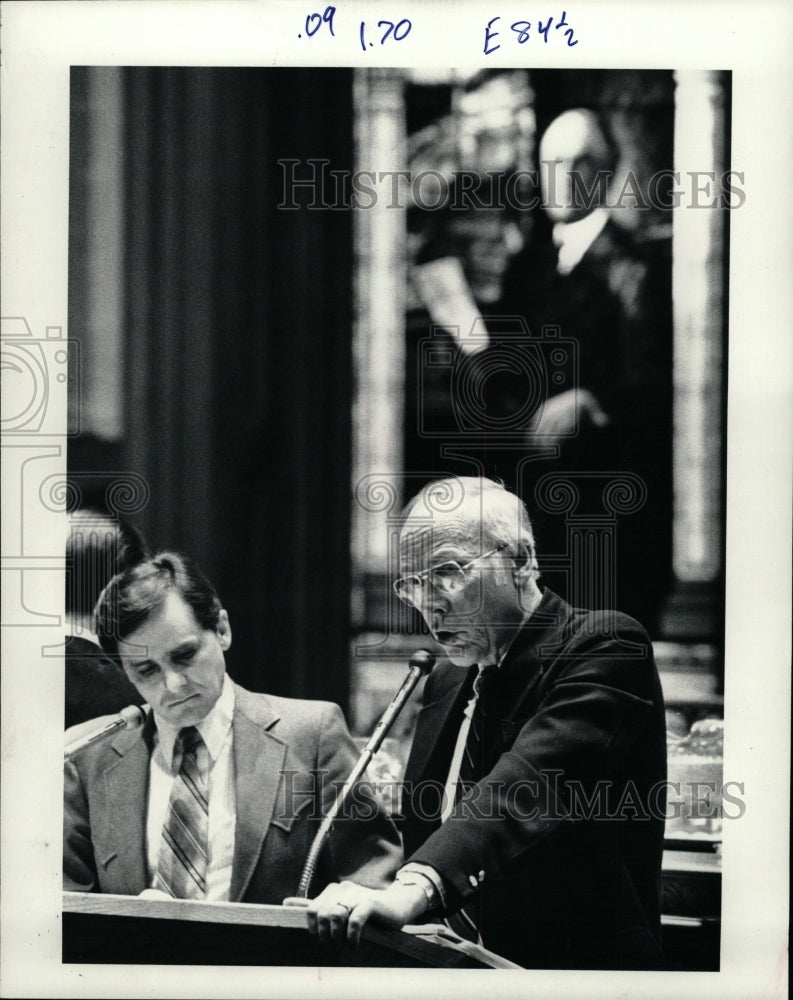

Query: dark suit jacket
[405,224,673,629]
[401,588,667,969]
[498,220,673,631]
[65,635,145,729]
[64,682,401,903]
[502,217,672,425]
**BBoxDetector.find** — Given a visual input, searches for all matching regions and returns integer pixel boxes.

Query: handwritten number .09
[304,5,336,37]
[359,17,412,50]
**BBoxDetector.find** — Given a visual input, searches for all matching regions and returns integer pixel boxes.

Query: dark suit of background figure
[400,587,667,970]
[500,221,673,633]
[402,191,531,495]
[404,302,547,492]
[65,508,150,725]
[64,682,401,903]
[65,635,145,729]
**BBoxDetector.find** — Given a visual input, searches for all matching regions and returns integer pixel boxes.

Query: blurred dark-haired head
[94,551,222,661]
[66,509,148,621]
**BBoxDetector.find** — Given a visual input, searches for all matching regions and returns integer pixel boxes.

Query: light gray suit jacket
[64,681,401,902]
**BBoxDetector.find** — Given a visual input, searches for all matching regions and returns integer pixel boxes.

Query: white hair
[406,476,539,579]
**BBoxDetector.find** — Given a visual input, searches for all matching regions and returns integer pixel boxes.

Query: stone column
[662,70,727,639]
[73,66,125,440]
[350,69,407,628]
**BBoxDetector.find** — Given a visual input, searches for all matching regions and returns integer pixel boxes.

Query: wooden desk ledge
[63,891,309,929]
[62,892,502,968]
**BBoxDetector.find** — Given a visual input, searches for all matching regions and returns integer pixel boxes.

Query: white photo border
[1,1,791,998]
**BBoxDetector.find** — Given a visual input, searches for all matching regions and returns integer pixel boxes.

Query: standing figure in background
[65,508,148,728]
[502,108,673,632]
[404,176,536,489]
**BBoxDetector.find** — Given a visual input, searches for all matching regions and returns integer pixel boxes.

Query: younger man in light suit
[63,552,400,903]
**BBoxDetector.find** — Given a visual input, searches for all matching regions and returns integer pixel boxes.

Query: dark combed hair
[66,509,149,619]
[94,551,222,661]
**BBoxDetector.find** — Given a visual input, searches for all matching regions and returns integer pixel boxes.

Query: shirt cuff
[396,863,447,911]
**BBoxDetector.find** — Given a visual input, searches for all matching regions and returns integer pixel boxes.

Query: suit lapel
[405,665,473,782]
[494,589,572,723]
[401,667,472,855]
[229,690,287,902]
[408,591,574,765]
[99,719,154,894]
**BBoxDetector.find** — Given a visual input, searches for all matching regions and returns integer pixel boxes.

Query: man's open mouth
[435,630,467,645]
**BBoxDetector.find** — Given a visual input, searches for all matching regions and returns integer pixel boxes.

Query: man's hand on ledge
[285,880,428,948]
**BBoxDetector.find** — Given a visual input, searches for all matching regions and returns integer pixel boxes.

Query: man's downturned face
[118,590,230,727]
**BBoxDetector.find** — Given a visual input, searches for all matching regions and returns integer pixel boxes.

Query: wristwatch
[395,867,442,910]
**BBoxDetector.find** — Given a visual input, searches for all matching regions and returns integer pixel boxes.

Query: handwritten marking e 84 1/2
[485,11,580,54]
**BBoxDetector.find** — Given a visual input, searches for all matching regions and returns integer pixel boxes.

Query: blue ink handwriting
[484,11,579,53]
[297,7,413,51]
[360,17,412,51]
[299,5,336,39]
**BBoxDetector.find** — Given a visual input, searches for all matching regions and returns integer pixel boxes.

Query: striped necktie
[154,726,209,899]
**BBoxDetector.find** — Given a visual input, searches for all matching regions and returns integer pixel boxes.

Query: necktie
[154,726,209,899]
[456,664,499,793]
[444,665,499,943]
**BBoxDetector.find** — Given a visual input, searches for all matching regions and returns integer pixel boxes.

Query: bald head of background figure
[539,108,617,224]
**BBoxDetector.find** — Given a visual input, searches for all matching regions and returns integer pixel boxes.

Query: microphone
[64,705,148,759]
[295,649,435,899]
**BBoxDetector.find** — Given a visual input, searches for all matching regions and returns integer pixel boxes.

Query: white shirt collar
[552,207,609,275]
[154,674,235,771]
[479,632,519,675]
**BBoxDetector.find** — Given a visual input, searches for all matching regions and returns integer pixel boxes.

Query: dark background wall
[69,67,355,705]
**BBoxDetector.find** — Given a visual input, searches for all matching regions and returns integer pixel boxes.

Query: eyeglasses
[393,544,507,608]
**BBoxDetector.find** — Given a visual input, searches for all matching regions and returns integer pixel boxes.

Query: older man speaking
[304,477,667,970]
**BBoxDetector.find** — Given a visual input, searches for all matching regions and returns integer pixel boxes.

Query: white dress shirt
[552,206,609,275]
[397,614,537,914]
[439,666,491,823]
[146,675,236,900]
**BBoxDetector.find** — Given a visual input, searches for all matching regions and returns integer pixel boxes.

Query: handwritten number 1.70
[359,18,412,50]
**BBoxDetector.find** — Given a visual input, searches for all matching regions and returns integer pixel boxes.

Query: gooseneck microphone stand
[296,649,435,899]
